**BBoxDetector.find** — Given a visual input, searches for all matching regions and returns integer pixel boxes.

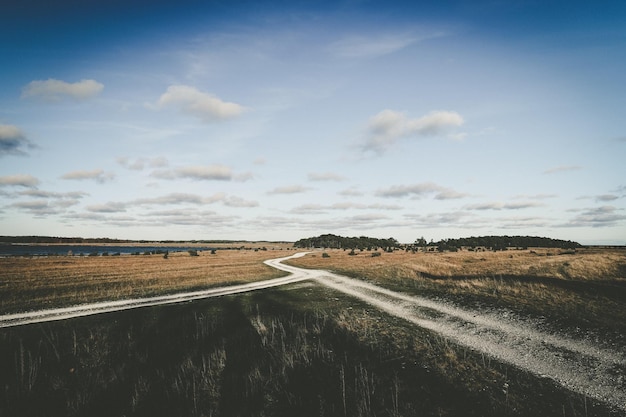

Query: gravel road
[0,253,311,329]
[269,254,626,413]
[2,252,624,412]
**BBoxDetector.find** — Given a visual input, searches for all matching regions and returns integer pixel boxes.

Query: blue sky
[1,0,625,244]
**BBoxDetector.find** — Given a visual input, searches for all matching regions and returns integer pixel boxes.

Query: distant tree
[415,236,427,247]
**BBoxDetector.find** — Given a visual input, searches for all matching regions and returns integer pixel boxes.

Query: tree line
[294,234,581,251]
[431,235,581,251]
[293,234,401,250]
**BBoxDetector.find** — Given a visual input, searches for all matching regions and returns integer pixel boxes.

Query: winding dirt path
[0,253,311,329]
[2,252,624,411]
[270,254,626,412]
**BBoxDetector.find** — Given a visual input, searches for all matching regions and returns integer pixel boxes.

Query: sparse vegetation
[287,248,626,345]
[1,241,624,416]
[1,286,617,417]
[0,249,293,315]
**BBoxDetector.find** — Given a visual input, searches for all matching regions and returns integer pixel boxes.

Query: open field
[1,248,625,415]
[286,248,626,345]
[1,285,621,417]
[0,248,296,315]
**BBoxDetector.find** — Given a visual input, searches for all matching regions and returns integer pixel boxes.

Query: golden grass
[288,247,626,281]
[287,248,626,336]
[0,249,296,314]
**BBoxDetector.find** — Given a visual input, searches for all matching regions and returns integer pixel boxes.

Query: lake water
[0,244,214,257]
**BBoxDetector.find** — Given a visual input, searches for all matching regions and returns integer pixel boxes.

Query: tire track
[310,271,626,411]
[0,253,312,328]
[2,252,624,412]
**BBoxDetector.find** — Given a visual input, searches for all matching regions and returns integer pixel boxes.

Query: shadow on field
[0,286,620,417]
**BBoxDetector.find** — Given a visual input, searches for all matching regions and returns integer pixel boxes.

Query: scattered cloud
[290,204,327,214]
[17,190,86,208]
[117,156,169,171]
[234,171,254,182]
[291,201,402,214]
[405,211,480,228]
[308,172,346,182]
[61,169,115,183]
[21,79,103,101]
[512,193,557,200]
[87,202,127,213]
[267,185,313,195]
[498,216,552,229]
[595,194,619,202]
[561,206,626,228]
[0,124,35,157]
[339,187,364,197]
[19,190,87,199]
[151,165,233,181]
[464,201,544,210]
[223,196,259,207]
[329,32,423,59]
[0,174,40,188]
[362,110,464,154]
[375,182,468,200]
[155,85,245,122]
[11,200,51,215]
[543,165,583,175]
[80,192,258,218]
[134,192,225,206]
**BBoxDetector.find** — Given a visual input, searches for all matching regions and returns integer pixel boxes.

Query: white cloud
[595,194,619,202]
[339,187,364,197]
[223,196,259,207]
[375,182,467,200]
[543,165,583,175]
[151,165,233,181]
[19,190,87,199]
[405,211,480,228]
[60,169,115,183]
[362,110,464,154]
[562,206,626,228]
[291,201,403,214]
[117,156,169,171]
[0,174,40,188]
[87,202,127,213]
[267,185,313,195]
[329,32,421,59]
[21,79,104,101]
[0,124,34,157]
[155,85,245,122]
[464,201,544,210]
[135,192,223,206]
[308,172,346,182]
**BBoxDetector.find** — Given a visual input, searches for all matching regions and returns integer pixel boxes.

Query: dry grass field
[0,247,295,315]
[287,247,626,342]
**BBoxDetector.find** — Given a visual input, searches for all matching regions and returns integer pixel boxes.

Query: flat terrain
[1,248,625,416]
[0,247,295,314]
[286,248,626,344]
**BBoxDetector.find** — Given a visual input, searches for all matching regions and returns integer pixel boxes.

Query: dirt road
[2,252,624,411]
[0,253,311,329]
[270,254,626,412]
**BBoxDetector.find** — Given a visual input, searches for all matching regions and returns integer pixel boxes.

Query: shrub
[322,252,330,258]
